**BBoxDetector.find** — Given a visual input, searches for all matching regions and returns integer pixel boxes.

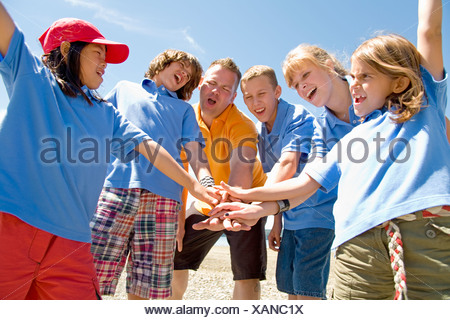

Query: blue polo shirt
[0,27,149,243]
[306,66,450,248]
[258,99,333,230]
[104,79,204,202]
[312,104,360,158]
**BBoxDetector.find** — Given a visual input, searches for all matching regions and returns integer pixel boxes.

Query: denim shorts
[276,228,334,299]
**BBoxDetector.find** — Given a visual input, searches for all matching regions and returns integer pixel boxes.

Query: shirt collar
[81,86,101,102]
[261,98,288,135]
[194,102,235,129]
[141,78,178,99]
[324,104,361,128]
[362,106,388,123]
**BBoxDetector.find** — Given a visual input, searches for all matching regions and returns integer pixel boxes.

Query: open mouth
[353,94,366,104]
[306,87,317,101]
[174,73,182,84]
[254,107,265,114]
[207,98,216,105]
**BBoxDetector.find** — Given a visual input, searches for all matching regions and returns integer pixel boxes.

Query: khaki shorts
[332,209,450,300]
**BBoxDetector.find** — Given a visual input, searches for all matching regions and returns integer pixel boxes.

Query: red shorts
[0,212,100,300]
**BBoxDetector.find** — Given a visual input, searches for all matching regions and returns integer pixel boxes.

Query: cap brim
[91,39,129,64]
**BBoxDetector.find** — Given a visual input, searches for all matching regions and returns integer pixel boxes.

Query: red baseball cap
[38,18,129,64]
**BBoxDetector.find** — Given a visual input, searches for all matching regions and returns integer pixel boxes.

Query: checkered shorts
[90,187,180,299]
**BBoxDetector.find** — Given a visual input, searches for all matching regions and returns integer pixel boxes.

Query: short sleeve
[229,117,259,151]
[0,27,40,95]
[304,141,341,193]
[280,110,314,155]
[181,105,205,147]
[420,65,447,119]
[109,107,151,162]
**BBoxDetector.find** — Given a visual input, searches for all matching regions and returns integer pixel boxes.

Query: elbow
[278,160,298,179]
[418,23,442,41]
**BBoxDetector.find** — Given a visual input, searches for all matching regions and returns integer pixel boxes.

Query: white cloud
[64,0,205,53]
[182,28,205,54]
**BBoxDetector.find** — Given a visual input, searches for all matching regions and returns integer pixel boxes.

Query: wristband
[275,199,290,215]
[199,176,215,188]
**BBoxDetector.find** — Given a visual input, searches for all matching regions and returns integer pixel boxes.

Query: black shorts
[174,213,267,281]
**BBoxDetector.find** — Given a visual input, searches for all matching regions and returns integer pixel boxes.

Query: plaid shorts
[90,187,180,299]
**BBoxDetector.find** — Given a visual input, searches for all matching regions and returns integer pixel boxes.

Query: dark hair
[41,41,99,106]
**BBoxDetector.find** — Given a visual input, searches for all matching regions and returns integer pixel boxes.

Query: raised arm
[0,2,15,57]
[417,0,444,80]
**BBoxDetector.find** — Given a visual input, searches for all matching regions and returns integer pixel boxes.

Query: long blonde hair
[352,34,424,123]
[282,44,347,88]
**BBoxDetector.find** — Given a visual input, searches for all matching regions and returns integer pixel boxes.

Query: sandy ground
[102,245,334,300]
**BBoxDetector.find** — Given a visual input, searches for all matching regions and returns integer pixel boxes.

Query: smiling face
[153,60,193,92]
[199,65,238,126]
[350,58,397,117]
[79,43,107,90]
[289,60,334,108]
[242,75,281,131]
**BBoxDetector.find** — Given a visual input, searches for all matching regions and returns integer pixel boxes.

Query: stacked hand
[193,181,265,232]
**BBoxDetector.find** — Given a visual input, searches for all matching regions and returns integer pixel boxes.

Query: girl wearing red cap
[0,3,219,300]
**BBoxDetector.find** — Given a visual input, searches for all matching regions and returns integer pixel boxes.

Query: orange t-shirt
[193,103,267,215]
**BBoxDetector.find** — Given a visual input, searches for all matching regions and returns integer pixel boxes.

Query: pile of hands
[192,181,283,252]
[194,182,266,232]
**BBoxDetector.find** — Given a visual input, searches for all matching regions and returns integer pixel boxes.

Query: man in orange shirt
[170,58,267,300]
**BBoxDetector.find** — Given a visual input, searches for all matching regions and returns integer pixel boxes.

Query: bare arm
[202,174,319,230]
[0,2,15,57]
[265,151,302,251]
[221,171,321,203]
[135,140,219,206]
[265,151,301,185]
[184,141,213,180]
[195,172,321,231]
[227,145,257,188]
[417,0,443,80]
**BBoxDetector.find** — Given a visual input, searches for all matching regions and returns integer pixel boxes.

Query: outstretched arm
[196,175,319,231]
[135,140,219,206]
[184,141,213,181]
[0,2,15,57]
[220,171,321,203]
[417,0,443,80]
[193,172,321,231]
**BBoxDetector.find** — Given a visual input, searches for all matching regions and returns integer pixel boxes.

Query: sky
[0,0,449,122]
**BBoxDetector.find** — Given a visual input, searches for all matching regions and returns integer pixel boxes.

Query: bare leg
[168,269,189,300]
[233,279,260,300]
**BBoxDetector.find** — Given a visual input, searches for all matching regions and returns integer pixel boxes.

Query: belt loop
[415,210,424,220]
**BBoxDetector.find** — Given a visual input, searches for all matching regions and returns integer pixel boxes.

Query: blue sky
[1,0,449,122]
